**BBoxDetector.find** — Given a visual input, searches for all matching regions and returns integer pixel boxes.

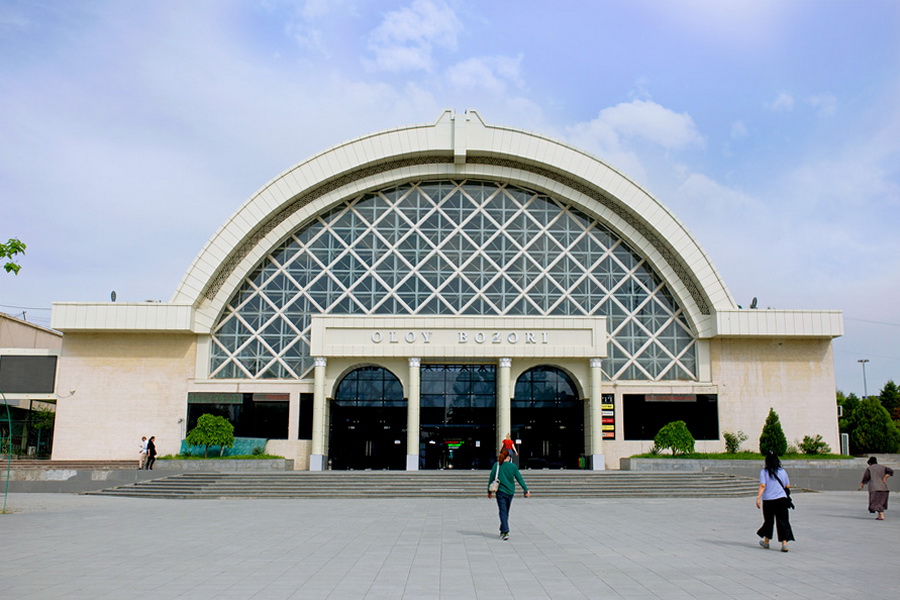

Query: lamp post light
[857,359,870,398]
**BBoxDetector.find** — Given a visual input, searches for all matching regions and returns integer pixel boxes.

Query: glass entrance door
[419,364,496,470]
[512,366,584,469]
[329,366,406,470]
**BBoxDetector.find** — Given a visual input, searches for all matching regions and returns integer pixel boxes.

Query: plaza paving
[0,491,895,599]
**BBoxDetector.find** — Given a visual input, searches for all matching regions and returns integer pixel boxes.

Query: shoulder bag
[771,471,794,509]
[489,463,501,492]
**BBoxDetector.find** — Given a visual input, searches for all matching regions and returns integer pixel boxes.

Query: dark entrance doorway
[420,364,496,470]
[512,366,584,469]
[329,366,406,470]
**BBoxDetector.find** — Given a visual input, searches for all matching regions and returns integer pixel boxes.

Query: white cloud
[446,55,523,94]
[807,94,837,117]
[567,100,704,155]
[767,91,795,111]
[365,0,461,72]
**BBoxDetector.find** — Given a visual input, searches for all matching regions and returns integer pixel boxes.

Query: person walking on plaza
[145,436,157,470]
[138,436,148,470]
[500,433,518,457]
[487,449,530,540]
[858,456,894,520]
[756,452,794,552]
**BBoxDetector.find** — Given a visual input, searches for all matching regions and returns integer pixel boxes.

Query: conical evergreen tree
[850,397,900,453]
[759,408,788,456]
[878,380,900,419]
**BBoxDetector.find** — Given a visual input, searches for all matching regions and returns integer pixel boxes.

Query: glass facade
[210,180,697,381]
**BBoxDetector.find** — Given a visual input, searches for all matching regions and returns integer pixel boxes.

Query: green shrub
[723,430,748,454]
[251,445,265,456]
[185,414,235,457]
[798,434,831,455]
[653,421,695,456]
[850,397,900,453]
[759,408,788,456]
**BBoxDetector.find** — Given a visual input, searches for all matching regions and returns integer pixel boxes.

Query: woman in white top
[755,452,794,552]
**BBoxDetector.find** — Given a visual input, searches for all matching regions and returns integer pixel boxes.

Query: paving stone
[0,492,896,599]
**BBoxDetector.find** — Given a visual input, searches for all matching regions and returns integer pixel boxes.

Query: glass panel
[211,180,698,381]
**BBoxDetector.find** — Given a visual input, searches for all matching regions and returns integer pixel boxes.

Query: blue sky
[1,0,898,397]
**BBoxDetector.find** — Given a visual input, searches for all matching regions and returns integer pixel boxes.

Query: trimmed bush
[798,434,831,455]
[723,430,748,454]
[185,414,235,457]
[653,421,695,456]
[759,408,788,456]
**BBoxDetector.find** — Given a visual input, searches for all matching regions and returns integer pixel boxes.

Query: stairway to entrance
[86,470,759,499]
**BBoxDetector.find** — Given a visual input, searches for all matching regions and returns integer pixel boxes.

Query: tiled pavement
[0,491,895,599]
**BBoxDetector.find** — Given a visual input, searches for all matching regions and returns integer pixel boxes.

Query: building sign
[310,315,607,358]
[252,393,289,402]
[188,392,243,404]
[601,393,615,439]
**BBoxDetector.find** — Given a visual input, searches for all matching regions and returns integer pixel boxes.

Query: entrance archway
[420,364,496,470]
[512,366,583,469]
[329,366,406,470]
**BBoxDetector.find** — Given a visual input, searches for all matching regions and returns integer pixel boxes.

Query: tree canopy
[1,238,26,275]
[185,414,235,457]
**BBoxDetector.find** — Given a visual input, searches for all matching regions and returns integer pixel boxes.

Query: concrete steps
[3,459,138,470]
[86,470,760,499]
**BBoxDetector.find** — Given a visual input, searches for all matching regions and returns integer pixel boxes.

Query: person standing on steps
[858,456,893,520]
[487,449,530,541]
[138,436,148,470]
[756,452,794,552]
[500,433,518,465]
[145,436,157,470]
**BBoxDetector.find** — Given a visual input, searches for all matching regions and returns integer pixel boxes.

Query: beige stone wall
[51,333,196,460]
[711,338,839,453]
[0,314,62,350]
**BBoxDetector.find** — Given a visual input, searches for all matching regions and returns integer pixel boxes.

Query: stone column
[589,358,605,470]
[497,357,512,453]
[287,390,300,441]
[309,356,327,471]
[406,357,421,471]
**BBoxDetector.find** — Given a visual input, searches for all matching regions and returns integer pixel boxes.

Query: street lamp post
[857,359,870,398]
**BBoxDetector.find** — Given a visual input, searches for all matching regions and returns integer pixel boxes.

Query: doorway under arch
[512,366,584,469]
[329,366,406,470]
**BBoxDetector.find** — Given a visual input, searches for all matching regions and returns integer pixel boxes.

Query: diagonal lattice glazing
[210,180,697,381]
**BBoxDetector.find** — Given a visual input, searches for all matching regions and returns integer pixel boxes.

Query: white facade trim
[310,315,607,359]
[51,302,194,332]
[171,110,735,328]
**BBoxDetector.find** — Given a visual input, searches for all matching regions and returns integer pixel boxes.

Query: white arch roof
[173,110,735,334]
[52,110,842,339]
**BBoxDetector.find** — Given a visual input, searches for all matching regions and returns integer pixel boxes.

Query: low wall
[1,459,294,493]
[621,457,872,491]
[2,468,161,493]
[154,459,294,472]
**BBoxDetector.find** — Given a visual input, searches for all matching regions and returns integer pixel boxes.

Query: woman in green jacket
[487,449,530,540]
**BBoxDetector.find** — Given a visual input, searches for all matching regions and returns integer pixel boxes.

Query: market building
[1,311,61,457]
[49,111,843,470]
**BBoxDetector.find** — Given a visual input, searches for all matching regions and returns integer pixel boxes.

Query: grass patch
[158,454,285,460]
[629,452,849,460]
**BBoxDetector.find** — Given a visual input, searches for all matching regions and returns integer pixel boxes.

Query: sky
[1,0,898,397]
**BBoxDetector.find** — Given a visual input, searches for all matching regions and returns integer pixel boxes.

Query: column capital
[314,356,327,368]
[590,358,603,369]
[498,357,512,368]
[409,357,421,368]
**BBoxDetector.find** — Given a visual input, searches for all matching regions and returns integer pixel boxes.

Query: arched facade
[50,111,843,469]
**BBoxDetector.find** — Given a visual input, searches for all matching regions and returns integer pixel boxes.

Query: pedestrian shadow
[458,529,497,539]
[698,539,751,549]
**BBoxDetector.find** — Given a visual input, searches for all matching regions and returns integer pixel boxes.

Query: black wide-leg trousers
[757,497,795,542]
